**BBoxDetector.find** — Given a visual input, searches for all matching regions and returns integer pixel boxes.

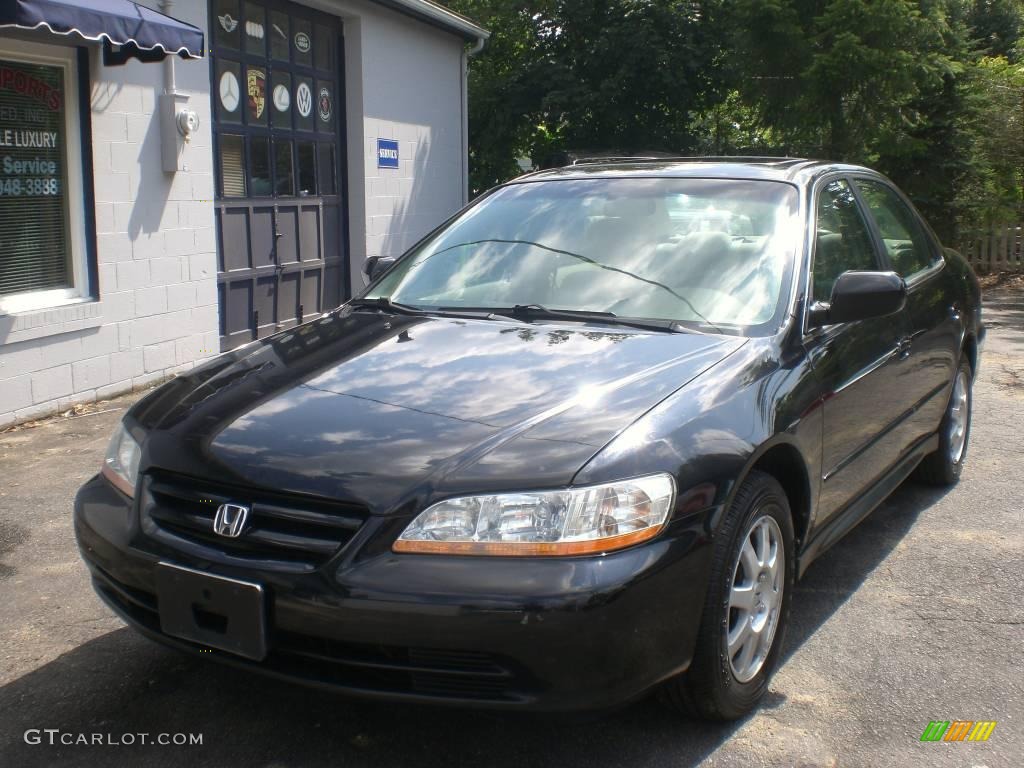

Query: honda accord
[74,158,983,719]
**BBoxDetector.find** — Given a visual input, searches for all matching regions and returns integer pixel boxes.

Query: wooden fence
[957,224,1024,272]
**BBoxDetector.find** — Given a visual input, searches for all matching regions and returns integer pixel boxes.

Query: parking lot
[1,289,1021,768]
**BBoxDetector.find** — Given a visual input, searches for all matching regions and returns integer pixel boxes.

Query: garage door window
[0,41,88,314]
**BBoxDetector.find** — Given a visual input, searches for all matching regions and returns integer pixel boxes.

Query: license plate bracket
[154,562,267,661]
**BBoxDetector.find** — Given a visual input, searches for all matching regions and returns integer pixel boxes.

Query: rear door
[851,177,957,444]
[804,177,913,526]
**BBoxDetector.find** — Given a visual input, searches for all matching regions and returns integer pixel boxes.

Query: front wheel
[914,358,973,486]
[661,471,795,720]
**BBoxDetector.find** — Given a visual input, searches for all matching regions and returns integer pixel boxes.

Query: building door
[210,0,347,350]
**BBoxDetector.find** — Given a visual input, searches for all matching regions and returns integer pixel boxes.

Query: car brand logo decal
[219,13,238,33]
[296,82,312,117]
[318,87,332,122]
[247,69,266,120]
[272,84,290,112]
[245,20,265,40]
[219,71,239,113]
[213,503,250,538]
[294,32,311,54]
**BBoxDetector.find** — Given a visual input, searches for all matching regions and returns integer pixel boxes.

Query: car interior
[401,193,790,327]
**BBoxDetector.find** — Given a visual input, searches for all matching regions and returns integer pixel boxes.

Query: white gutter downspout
[158,0,201,172]
[160,0,177,95]
[461,36,486,203]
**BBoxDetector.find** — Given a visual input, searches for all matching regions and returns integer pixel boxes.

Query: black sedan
[74,158,983,720]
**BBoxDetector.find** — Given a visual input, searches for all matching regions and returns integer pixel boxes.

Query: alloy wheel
[948,369,969,464]
[726,514,785,683]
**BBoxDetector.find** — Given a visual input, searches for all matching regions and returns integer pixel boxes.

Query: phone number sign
[0,59,64,199]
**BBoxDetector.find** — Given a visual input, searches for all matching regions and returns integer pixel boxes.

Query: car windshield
[367,177,801,333]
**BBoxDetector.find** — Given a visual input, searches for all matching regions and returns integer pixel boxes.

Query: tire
[661,470,795,720]
[914,357,973,486]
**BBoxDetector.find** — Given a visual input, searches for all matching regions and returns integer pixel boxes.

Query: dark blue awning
[0,0,204,60]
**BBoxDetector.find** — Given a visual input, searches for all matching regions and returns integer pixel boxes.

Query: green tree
[449,1,729,194]
[955,54,1024,229]
[967,0,1022,59]
[449,1,550,192]
[450,0,1022,239]
[726,0,962,162]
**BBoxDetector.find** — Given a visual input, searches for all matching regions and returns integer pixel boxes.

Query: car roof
[512,157,872,186]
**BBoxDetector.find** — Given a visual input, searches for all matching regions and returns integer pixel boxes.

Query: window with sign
[0,40,89,314]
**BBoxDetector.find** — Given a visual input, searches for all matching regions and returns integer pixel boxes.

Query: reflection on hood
[137,310,744,514]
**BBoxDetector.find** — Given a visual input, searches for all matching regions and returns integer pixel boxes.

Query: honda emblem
[213,503,250,538]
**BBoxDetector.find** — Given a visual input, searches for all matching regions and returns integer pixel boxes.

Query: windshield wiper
[347,297,430,315]
[347,297,502,321]
[500,304,692,334]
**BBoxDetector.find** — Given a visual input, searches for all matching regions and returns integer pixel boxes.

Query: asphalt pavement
[1,290,1021,768]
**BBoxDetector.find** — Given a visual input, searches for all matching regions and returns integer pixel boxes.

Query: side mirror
[363,256,396,282]
[809,271,906,327]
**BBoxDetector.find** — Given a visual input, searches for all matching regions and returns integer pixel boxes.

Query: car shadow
[0,481,951,768]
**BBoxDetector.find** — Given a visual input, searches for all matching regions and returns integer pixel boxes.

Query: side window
[812,179,878,302]
[853,179,938,280]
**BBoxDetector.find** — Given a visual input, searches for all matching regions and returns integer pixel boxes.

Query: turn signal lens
[394,474,675,556]
[101,423,142,498]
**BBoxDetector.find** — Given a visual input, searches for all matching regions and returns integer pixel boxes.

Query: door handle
[896,337,912,359]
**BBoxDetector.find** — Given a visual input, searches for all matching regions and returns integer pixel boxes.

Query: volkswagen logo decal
[213,503,250,538]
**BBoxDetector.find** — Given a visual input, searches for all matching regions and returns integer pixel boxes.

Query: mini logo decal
[318,87,332,122]
[294,32,311,54]
[213,503,250,538]
[219,13,239,33]
[296,82,312,117]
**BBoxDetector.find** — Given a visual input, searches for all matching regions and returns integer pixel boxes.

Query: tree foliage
[451,1,728,193]
[449,0,1024,237]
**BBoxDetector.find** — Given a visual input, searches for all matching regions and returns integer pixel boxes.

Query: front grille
[141,472,368,571]
[90,566,530,705]
[274,632,523,702]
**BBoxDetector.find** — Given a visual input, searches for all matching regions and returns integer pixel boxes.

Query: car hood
[136,310,744,514]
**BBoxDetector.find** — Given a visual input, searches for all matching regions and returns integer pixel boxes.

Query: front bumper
[74,474,714,712]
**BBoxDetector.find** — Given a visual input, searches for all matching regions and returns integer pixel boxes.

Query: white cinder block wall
[0,2,220,427]
[358,9,466,266]
[0,0,476,426]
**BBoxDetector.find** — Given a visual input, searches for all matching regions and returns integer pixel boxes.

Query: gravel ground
[1,290,1021,768]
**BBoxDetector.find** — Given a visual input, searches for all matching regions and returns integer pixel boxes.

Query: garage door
[210,0,348,350]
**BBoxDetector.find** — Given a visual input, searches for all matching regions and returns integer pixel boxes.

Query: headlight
[101,422,142,498]
[394,474,675,556]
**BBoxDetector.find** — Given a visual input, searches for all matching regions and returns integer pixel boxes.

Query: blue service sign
[377,138,399,169]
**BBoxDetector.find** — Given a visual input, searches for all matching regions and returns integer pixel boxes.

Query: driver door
[804,178,913,527]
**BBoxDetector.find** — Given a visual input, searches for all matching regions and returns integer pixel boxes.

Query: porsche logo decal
[247,69,266,120]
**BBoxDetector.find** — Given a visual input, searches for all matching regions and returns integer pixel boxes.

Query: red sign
[0,66,62,111]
